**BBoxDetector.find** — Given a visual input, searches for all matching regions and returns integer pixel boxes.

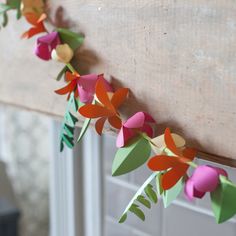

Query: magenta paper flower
[35,32,61,60]
[184,165,228,201]
[116,111,156,148]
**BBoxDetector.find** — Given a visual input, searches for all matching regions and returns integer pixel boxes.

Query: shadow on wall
[0,161,17,206]
[0,160,20,236]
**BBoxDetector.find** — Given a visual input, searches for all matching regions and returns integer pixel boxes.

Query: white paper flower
[51,44,74,64]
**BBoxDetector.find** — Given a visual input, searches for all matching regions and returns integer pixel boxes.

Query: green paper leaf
[16,7,21,19]
[56,66,67,81]
[112,136,151,176]
[118,213,127,223]
[7,0,21,19]
[59,92,79,152]
[77,118,91,143]
[64,124,74,138]
[0,4,11,14]
[156,172,163,195]
[211,176,236,223]
[7,0,21,9]
[2,11,8,27]
[163,177,183,208]
[145,184,158,203]
[129,204,145,221]
[72,97,79,112]
[137,195,151,209]
[62,134,73,148]
[119,172,157,224]
[60,140,64,152]
[56,28,84,50]
[65,112,78,126]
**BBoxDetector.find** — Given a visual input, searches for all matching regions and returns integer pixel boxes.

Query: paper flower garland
[2,0,236,225]
[35,32,61,60]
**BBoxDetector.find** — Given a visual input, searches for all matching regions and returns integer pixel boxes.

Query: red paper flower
[147,128,197,190]
[21,13,47,39]
[79,78,129,135]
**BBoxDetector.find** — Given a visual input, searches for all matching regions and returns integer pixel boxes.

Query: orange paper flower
[148,128,196,190]
[55,71,79,99]
[21,13,47,39]
[79,78,129,135]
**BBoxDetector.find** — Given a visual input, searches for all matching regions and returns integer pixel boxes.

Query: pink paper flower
[78,74,112,103]
[35,32,61,60]
[55,72,113,104]
[184,165,228,201]
[116,112,156,148]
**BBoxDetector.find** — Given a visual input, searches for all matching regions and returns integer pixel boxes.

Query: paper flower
[184,165,228,201]
[21,13,47,39]
[151,132,186,155]
[116,112,155,148]
[147,128,196,190]
[21,0,44,17]
[34,32,61,60]
[79,78,129,134]
[55,72,112,103]
[51,44,74,63]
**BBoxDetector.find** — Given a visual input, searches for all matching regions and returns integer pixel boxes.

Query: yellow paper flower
[51,44,74,64]
[151,132,185,155]
[21,0,44,17]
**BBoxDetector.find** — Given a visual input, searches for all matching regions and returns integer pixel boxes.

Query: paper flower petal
[35,32,61,60]
[79,74,98,92]
[141,124,153,138]
[79,104,113,118]
[22,0,44,17]
[78,86,93,103]
[124,112,146,129]
[77,74,98,103]
[95,78,115,113]
[185,178,205,201]
[161,164,187,190]
[111,88,129,109]
[34,43,51,60]
[148,156,181,171]
[116,127,135,148]
[66,71,77,82]
[51,44,74,63]
[22,13,47,39]
[108,115,122,129]
[151,133,186,155]
[164,128,181,156]
[37,31,60,45]
[116,112,155,148]
[192,166,221,193]
[55,80,77,95]
[212,167,228,178]
[95,117,107,135]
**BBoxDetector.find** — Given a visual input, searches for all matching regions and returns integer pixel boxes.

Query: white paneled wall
[0,106,50,236]
[1,105,236,236]
[102,134,236,236]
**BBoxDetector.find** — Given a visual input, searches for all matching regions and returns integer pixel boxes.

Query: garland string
[1,0,236,225]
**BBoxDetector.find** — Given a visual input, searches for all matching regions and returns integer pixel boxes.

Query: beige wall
[0,1,236,165]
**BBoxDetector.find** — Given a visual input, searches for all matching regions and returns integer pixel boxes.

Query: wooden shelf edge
[0,101,236,168]
[198,151,236,168]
